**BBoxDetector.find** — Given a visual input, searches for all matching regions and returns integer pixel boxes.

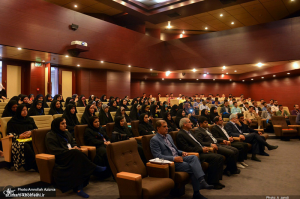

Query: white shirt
[217,125,230,139]
[271,105,279,112]
[200,104,210,111]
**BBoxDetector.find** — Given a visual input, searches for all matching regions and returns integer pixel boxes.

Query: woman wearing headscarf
[99,104,113,126]
[209,107,219,124]
[175,109,186,128]
[115,107,131,123]
[170,104,178,117]
[108,100,118,112]
[201,109,211,123]
[129,104,141,121]
[34,94,49,108]
[60,95,65,102]
[184,102,193,116]
[178,103,184,110]
[163,112,178,132]
[62,104,80,137]
[119,99,129,111]
[77,95,86,107]
[84,116,111,176]
[2,100,18,118]
[130,98,137,106]
[100,95,107,102]
[81,105,95,125]
[72,94,78,102]
[64,97,73,107]
[49,100,64,115]
[108,96,114,106]
[7,104,38,171]
[138,113,155,136]
[88,101,97,112]
[150,104,161,118]
[160,104,169,116]
[96,100,102,112]
[28,94,35,102]
[46,117,107,197]
[21,95,32,109]
[141,104,150,115]
[9,96,21,104]
[190,110,198,127]
[115,97,120,106]
[88,95,95,102]
[28,100,45,116]
[163,101,171,109]
[53,94,61,102]
[112,116,133,142]
[157,101,163,110]
[45,94,53,102]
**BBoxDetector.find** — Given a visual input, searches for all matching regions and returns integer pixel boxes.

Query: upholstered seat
[74,125,96,161]
[271,116,299,137]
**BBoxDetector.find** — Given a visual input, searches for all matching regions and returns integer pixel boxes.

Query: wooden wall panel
[30,63,45,96]
[107,71,131,98]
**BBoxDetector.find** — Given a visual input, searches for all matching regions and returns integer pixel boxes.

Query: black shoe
[217,182,225,187]
[193,192,208,199]
[199,179,214,190]
[267,145,278,150]
[213,184,224,190]
[223,170,231,176]
[231,169,241,174]
[260,152,269,156]
[251,156,261,162]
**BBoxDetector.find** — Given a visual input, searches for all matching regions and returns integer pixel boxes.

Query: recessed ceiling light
[221,74,224,77]
[251,79,254,80]
[207,72,209,74]
[234,70,237,72]
[150,69,152,71]
[257,62,263,67]
[203,74,207,77]
[261,77,264,79]
[292,62,299,69]
[74,5,77,7]
[162,78,164,80]
[77,64,80,67]
[192,68,196,72]
[42,60,45,62]
[166,21,172,29]
[128,65,131,67]
[121,1,125,5]
[196,79,199,80]
[242,80,245,82]
[18,47,22,50]
[179,79,181,80]
[223,66,226,69]
[287,73,290,74]
[182,30,185,34]
[273,75,276,77]
[65,55,69,57]
[205,27,208,30]
[166,71,171,76]
[220,14,223,17]
[226,72,228,74]
[213,79,215,81]
[101,61,104,63]
[230,79,232,81]
[180,34,183,38]
[231,22,234,25]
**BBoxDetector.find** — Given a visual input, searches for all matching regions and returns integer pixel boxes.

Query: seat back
[53,114,63,120]
[0,102,8,109]
[283,106,290,115]
[106,122,115,139]
[172,116,176,121]
[141,134,155,161]
[44,108,50,115]
[217,107,221,114]
[208,124,215,132]
[271,116,288,128]
[30,115,53,129]
[74,125,88,146]
[131,120,140,137]
[107,139,147,179]
[76,107,85,113]
[32,128,51,154]
[95,112,99,117]
[1,117,12,137]
[76,113,83,124]
[168,131,179,147]
[0,108,4,118]
[110,112,116,121]
[152,118,162,131]
[125,111,130,116]
[289,115,297,125]
[46,102,51,107]
[61,102,65,107]
[103,102,109,105]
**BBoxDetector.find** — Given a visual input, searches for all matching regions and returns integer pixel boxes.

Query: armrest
[233,137,241,141]
[116,172,142,199]
[1,135,14,162]
[35,153,55,184]
[134,136,142,142]
[227,141,231,146]
[288,125,300,128]
[1,135,13,140]
[186,152,199,158]
[80,146,96,162]
[78,148,88,156]
[208,147,214,152]
[146,162,169,178]
[254,129,264,132]
[273,125,282,128]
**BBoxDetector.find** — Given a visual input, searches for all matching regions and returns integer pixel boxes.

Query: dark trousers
[230,141,248,162]
[217,145,238,172]
[199,152,224,184]
[23,142,37,171]
[244,133,268,154]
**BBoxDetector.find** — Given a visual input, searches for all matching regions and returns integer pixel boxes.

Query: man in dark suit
[176,118,225,189]
[150,120,213,199]
[194,116,240,176]
[224,113,278,162]
[211,116,249,168]
[220,101,231,118]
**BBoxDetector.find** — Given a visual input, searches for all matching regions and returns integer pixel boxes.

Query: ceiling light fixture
[287,73,290,74]
[213,79,215,81]
[205,27,208,30]
[220,14,223,17]
[223,65,226,69]
[77,64,80,67]
[101,61,104,63]
[251,79,254,80]
[65,55,69,57]
[196,79,199,80]
[230,79,232,81]
[18,47,22,50]
[257,62,264,67]
[182,30,185,34]
[179,79,181,80]
[74,5,78,7]
[261,77,264,79]
[192,68,196,72]
[242,80,245,82]
[234,70,237,72]
[273,75,276,77]
[167,21,172,29]
[292,62,299,69]
[150,69,152,71]
[231,22,234,25]
[166,71,171,76]
[128,65,131,67]
[162,78,164,80]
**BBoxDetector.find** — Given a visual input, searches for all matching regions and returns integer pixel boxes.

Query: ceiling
[44,0,300,36]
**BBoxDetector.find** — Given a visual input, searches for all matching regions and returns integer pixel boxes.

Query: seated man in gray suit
[211,116,249,169]
[176,118,225,190]
[150,120,213,199]
[194,116,240,177]
[224,114,278,162]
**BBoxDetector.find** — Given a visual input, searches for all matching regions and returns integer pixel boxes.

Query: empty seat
[44,108,50,115]
[110,112,116,121]
[31,115,53,129]
[76,113,83,124]
[53,114,63,119]
[0,102,8,109]
[76,107,85,113]
[271,116,299,137]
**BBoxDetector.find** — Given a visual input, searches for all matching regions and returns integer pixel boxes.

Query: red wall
[107,71,131,98]
[248,75,300,110]
[130,80,249,98]
[30,63,45,96]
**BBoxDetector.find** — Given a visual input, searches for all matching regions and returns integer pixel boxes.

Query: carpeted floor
[1,138,300,199]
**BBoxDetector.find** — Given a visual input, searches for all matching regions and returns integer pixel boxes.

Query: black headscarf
[170,105,178,116]
[77,95,86,107]
[51,117,67,137]
[138,113,154,136]
[108,96,114,106]
[129,104,141,121]
[49,100,64,115]
[89,95,95,102]
[34,94,49,108]
[119,99,129,111]
[21,95,31,109]
[10,96,20,104]
[81,104,95,125]
[87,115,101,132]
[6,104,38,135]
[108,100,118,112]
[65,97,73,107]
[163,112,177,132]
[100,95,107,102]
[53,94,60,101]
[141,105,150,115]
[150,105,161,118]
[2,100,18,117]
[62,104,80,135]
[28,100,45,116]
[113,116,132,137]
[209,107,218,124]
[115,107,131,123]
[131,98,138,106]
[45,94,52,102]
[115,97,120,106]
[175,109,185,128]
[28,94,34,100]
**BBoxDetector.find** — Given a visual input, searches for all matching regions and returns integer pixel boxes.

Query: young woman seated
[49,100,64,115]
